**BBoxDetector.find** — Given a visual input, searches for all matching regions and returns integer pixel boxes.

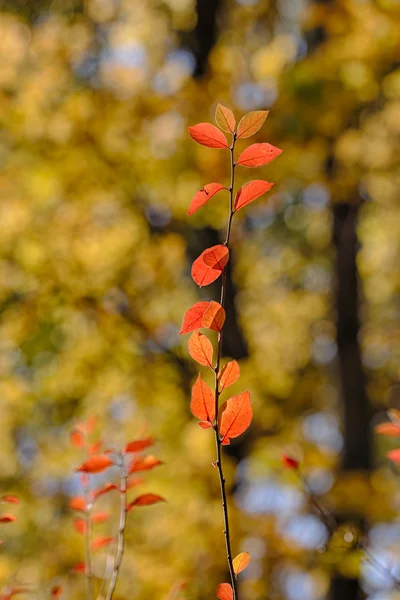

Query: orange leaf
[69,496,86,512]
[125,437,154,453]
[233,551,250,574]
[282,454,300,470]
[0,514,16,523]
[192,248,226,287]
[188,183,225,216]
[89,441,102,455]
[216,583,233,600]
[128,455,163,474]
[91,511,110,524]
[51,586,62,598]
[219,391,252,445]
[191,374,215,423]
[128,494,165,509]
[0,495,19,504]
[236,143,282,168]
[375,423,400,437]
[198,421,213,429]
[188,123,228,149]
[180,301,210,334]
[202,301,226,332]
[73,518,86,535]
[76,455,114,474]
[93,483,117,500]
[218,360,240,391]
[237,110,269,138]
[215,104,236,133]
[91,536,114,550]
[387,449,400,464]
[203,245,229,270]
[126,477,143,490]
[70,430,84,448]
[188,331,213,368]
[72,562,86,574]
[234,180,274,212]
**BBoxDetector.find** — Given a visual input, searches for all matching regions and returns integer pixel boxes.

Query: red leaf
[236,143,282,168]
[387,449,400,464]
[125,437,154,453]
[73,518,86,535]
[198,421,213,429]
[191,374,215,423]
[89,441,102,455]
[69,496,86,512]
[70,430,84,448]
[91,511,110,524]
[188,123,228,149]
[51,586,62,598]
[0,514,16,523]
[128,494,165,510]
[282,454,299,470]
[72,563,86,574]
[93,483,117,500]
[188,331,213,368]
[219,391,252,445]
[233,551,250,574]
[215,104,236,133]
[192,245,228,287]
[128,455,163,474]
[218,360,240,391]
[180,301,210,335]
[237,110,269,138]
[234,180,274,212]
[202,301,226,332]
[91,536,114,550]
[203,245,229,270]
[375,423,400,437]
[188,183,225,216]
[76,455,114,474]
[0,495,19,504]
[216,583,233,600]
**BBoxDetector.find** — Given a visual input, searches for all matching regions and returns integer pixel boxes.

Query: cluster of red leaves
[0,494,19,546]
[184,105,282,598]
[375,409,400,464]
[69,420,164,574]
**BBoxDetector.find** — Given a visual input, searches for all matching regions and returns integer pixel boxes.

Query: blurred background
[0,0,399,598]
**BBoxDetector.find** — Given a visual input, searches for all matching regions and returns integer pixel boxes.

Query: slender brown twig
[213,134,238,600]
[105,453,127,600]
[82,433,95,600]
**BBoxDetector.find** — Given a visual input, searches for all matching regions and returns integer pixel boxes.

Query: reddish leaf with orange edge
[91,511,110,524]
[76,455,114,474]
[69,496,86,512]
[203,245,229,270]
[180,301,210,334]
[218,360,240,391]
[73,518,86,535]
[234,180,274,212]
[198,420,213,429]
[91,536,114,550]
[51,586,62,598]
[188,123,228,149]
[236,143,282,168]
[387,449,400,464]
[188,183,225,216]
[219,391,252,445]
[191,374,215,423]
[233,551,250,574]
[202,301,226,332]
[375,423,400,437]
[188,331,213,368]
[93,483,117,500]
[125,437,154,453]
[216,583,233,600]
[0,495,19,504]
[215,104,236,133]
[0,514,16,523]
[128,494,165,510]
[192,250,225,287]
[237,110,269,139]
[70,429,84,448]
[128,455,163,474]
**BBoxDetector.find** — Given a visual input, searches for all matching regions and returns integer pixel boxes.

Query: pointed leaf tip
[188,123,229,149]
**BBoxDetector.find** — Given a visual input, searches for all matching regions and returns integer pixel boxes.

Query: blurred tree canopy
[0,0,399,599]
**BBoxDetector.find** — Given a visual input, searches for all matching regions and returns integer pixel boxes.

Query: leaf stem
[213,134,239,600]
[105,454,127,600]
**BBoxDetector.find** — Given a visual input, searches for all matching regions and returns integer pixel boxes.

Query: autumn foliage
[183,105,282,599]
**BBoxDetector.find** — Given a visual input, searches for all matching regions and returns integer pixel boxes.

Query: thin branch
[82,434,95,600]
[105,453,128,600]
[213,134,239,600]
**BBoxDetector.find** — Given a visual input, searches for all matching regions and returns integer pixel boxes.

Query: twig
[82,434,95,600]
[105,453,127,600]
[213,134,239,600]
